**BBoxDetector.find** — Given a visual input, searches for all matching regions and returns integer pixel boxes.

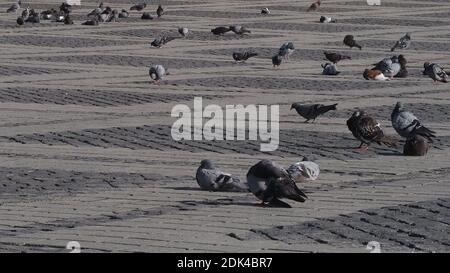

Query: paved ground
[0,0,450,253]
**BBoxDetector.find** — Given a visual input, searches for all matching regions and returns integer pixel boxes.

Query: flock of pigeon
[5,1,444,208]
[193,0,443,208]
[8,1,165,26]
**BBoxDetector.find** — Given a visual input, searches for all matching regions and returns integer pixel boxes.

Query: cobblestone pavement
[0,0,449,252]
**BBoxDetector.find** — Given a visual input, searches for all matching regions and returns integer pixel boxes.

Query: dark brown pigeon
[307,0,321,12]
[324,51,351,64]
[403,135,429,156]
[347,111,397,150]
[344,35,362,50]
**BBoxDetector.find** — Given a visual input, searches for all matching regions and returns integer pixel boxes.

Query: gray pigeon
[279,42,294,60]
[229,25,251,35]
[106,9,119,22]
[403,135,429,156]
[373,56,400,78]
[423,62,448,83]
[246,160,308,208]
[196,160,249,192]
[7,0,21,13]
[118,9,129,18]
[322,63,340,75]
[149,64,167,84]
[391,33,411,52]
[88,2,103,17]
[291,103,338,122]
[391,102,436,141]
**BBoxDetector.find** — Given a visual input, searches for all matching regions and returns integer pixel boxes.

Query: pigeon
[372,56,401,78]
[7,0,21,13]
[156,5,164,18]
[229,25,251,35]
[291,103,338,123]
[98,12,110,22]
[423,62,448,83]
[16,16,24,25]
[141,12,154,20]
[344,35,362,50]
[178,27,189,37]
[347,111,397,150]
[363,69,390,81]
[261,7,270,14]
[53,11,66,23]
[391,102,436,141]
[232,51,258,63]
[324,51,351,64]
[394,55,408,78]
[196,160,249,192]
[279,42,295,60]
[272,54,282,67]
[64,14,73,25]
[307,0,321,12]
[403,135,429,156]
[106,9,119,22]
[391,33,411,52]
[118,9,129,18]
[322,62,340,75]
[21,6,30,21]
[25,11,40,23]
[101,6,112,15]
[211,26,231,35]
[82,18,99,26]
[246,160,308,208]
[88,2,104,17]
[151,35,177,48]
[41,9,56,20]
[130,3,147,11]
[287,159,320,183]
[320,16,337,23]
[59,2,72,15]
[149,64,167,84]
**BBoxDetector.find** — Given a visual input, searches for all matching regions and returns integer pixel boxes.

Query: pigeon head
[423,62,431,69]
[391,55,399,63]
[248,160,285,179]
[320,16,326,23]
[405,33,411,38]
[200,159,215,169]
[290,103,300,110]
[363,69,370,80]
[394,102,404,111]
